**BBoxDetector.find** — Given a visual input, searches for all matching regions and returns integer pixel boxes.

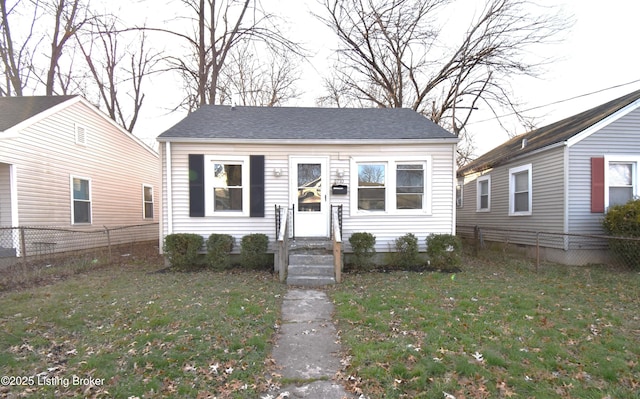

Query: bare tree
[143,0,303,111]
[76,17,163,132]
[43,0,92,95]
[0,0,40,96]
[316,0,571,160]
[218,43,300,106]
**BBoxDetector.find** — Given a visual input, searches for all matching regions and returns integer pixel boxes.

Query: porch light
[336,168,344,178]
[274,168,282,177]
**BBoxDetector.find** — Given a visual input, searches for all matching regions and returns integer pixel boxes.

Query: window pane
[74,201,90,223]
[214,164,242,186]
[144,186,153,202]
[73,178,89,200]
[609,163,632,186]
[397,194,423,209]
[514,171,528,192]
[609,187,633,207]
[480,195,488,209]
[298,164,322,212]
[214,187,243,211]
[358,164,385,186]
[514,192,529,212]
[144,202,154,218]
[479,180,488,196]
[397,169,424,190]
[358,188,385,210]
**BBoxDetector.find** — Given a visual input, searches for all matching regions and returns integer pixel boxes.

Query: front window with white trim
[352,157,431,214]
[204,156,250,216]
[606,157,639,207]
[476,175,490,212]
[509,164,532,216]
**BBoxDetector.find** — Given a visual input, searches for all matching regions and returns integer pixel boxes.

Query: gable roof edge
[74,97,159,158]
[3,96,157,157]
[566,96,640,147]
[2,96,80,136]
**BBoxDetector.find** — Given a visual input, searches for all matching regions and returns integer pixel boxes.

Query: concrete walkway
[262,289,355,399]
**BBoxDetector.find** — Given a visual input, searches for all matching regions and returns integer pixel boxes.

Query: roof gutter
[459,140,568,176]
[156,137,460,145]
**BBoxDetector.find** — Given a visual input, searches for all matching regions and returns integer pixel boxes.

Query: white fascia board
[155,137,460,145]
[566,98,640,147]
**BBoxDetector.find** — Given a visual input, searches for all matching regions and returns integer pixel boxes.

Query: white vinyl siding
[162,142,454,252]
[0,99,159,229]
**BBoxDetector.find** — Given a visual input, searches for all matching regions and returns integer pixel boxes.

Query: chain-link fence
[457,225,640,270]
[0,223,159,268]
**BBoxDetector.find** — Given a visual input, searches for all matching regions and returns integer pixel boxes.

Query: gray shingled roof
[157,105,456,141]
[458,88,640,176]
[0,95,77,132]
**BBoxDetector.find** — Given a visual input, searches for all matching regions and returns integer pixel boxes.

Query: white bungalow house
[456,88,640,265]
[157,106,459,274]
[0,96,160,258]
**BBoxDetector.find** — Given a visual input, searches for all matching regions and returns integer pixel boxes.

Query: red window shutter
[591,157,605,213]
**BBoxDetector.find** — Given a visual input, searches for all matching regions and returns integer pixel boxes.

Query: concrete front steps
[286,239,337,286]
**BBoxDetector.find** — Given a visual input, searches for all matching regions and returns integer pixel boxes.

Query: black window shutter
[250,155,265,217]
[189,154,205,217]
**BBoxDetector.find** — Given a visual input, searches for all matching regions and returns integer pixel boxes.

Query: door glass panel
[297,163,321,212]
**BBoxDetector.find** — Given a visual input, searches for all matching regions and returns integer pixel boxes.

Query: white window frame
[604,156,640,209]
[508,164,532,216]
[142,184,154,219]
[70,175,92,224]
[74,123,87,145]
[476,175,491,212]
[350,156,432,215]
[456,178,464,208]
[204,155,250,217]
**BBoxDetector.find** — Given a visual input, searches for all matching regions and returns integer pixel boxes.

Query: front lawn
[0,261,286,398]
[329,255,640,398]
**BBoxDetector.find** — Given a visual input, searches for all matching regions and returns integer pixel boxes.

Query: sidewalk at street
[262,289,356,399]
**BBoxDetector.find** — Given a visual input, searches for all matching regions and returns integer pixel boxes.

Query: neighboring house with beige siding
[457,89,640,265]
[0,96,160,257]
[157,106,458,256]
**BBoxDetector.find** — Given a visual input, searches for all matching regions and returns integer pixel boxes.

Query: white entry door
[290,156,329,237]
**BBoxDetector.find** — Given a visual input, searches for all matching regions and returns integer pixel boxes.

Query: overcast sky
[124,0,640,156]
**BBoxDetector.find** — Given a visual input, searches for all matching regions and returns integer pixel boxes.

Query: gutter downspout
[166,142,173,236]
[563,142,569,251]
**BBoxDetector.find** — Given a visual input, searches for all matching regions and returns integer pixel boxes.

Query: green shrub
[392,233,420,268]
[163,233,203,270]
[240,233,271,270]
[206,233,235,269]
[426,234,462,271]
[602,199,640,269]
[349,232,376,271]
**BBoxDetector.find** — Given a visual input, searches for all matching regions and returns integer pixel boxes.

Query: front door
[290,156,328,237]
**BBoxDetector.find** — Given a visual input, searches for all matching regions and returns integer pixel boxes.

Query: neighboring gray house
[457,89,640,264]
[0,96,160,257]
[157,105,458,254]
